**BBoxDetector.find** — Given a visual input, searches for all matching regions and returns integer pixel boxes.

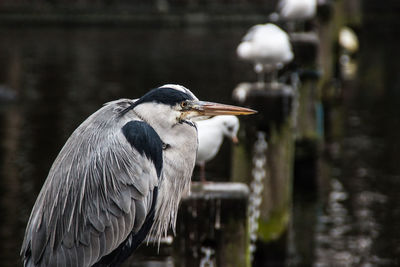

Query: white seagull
[237,23,294,86]
[195,115,240,182]
[270,0,317,32]
[339,26,359,54]
[278,0,317,21]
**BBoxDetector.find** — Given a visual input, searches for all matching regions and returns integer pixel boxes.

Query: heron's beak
[189,101,257,116]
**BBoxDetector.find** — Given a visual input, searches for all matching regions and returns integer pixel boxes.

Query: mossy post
[232,83,295,265]
[174,182,250,267]
[290,31,323,192]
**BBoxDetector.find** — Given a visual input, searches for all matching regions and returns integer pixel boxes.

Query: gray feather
[79,226,91,247]
[30,222,48,264]
[62,230,75,249]
[87,213,105,234]
[75,245,85,267]
[107,202,124,218]
[57,248,66,267]
[90,233,101,264]
[63,248,72,267]
[70,247,79,267]
[103,219,115,255]
[97,231,107,261]
[133,201,147,233]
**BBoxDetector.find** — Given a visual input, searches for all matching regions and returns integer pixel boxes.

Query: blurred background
[0,0,400,266]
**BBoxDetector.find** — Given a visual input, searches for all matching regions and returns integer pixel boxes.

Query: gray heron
[21,84,256,267]
[237,23,293,86]
[195,115,239,182]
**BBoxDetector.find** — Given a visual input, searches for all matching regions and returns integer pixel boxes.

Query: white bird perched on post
[278,0,317,21]
[237,23,294,87]
[269,0,317,32]
[195,115,240,182]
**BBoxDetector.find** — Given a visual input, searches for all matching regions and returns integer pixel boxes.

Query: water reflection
[314,179,353,265]
[314,177,392,266]
[199,247,215,267]
[310,22,400,266]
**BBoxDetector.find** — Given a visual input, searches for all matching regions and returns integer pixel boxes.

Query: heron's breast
[163,126,198,179]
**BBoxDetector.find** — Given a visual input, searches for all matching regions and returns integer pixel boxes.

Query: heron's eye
[180,101,188,109]
[162,143,170,150]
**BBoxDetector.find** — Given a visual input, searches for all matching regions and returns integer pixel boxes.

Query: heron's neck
[147,122,198,242]
[132,104,198,242]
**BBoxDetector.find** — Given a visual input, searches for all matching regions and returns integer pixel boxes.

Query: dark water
[319,27,400,265]
[318,22,400,266]
[1,13,400,267]
[291,19,400,266]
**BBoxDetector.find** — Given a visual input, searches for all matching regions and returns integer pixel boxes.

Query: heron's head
[131,84,256,126]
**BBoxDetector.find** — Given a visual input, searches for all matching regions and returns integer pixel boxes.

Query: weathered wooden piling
[293,75,323,193]
[232,82,295,264]
[289,31,323,192]
[290,32,319,67]
[174,182,250,267]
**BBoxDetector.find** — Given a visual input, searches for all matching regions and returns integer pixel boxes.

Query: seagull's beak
[231,135,239,144]
[188,101,257,117]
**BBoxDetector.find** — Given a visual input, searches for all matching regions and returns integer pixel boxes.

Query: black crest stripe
[132,87,194,108]
[122,121,163,178]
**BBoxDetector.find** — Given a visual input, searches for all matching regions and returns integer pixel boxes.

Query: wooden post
[289,31,323,192]
[174,182,250,267]
[232,83,295,264]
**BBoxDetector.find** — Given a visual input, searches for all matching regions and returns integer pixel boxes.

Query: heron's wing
[21,102,163,267]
